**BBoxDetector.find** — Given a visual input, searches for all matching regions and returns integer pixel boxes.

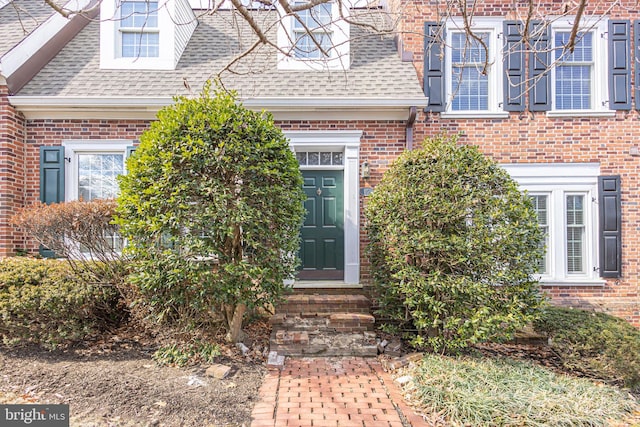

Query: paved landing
[250,357,424,427]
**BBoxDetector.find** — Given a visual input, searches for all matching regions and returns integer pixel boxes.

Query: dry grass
[403,354,639,426]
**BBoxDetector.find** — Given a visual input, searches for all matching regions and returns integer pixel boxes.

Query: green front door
[298,170,344,280]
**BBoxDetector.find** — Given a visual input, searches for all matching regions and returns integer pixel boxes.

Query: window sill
[546,110,616,118]
[539,278,606,287]
[440,111,509,119]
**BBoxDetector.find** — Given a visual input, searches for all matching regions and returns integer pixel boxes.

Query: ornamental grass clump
[116,82,305,343]
[366,134,545,352]
[408,354,638,426]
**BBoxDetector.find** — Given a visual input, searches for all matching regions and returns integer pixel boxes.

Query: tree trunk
[225,303,247,343]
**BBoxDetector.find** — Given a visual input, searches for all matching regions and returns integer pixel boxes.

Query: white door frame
[285,130,362,284]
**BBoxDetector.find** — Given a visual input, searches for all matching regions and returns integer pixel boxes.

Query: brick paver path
[251,357,424,427]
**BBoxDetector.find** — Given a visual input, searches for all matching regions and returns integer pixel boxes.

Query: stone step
[270,312,375,332]
[277,294,371,315]
[269,329,378,357]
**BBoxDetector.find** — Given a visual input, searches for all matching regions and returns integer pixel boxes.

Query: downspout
[405,106,417,150]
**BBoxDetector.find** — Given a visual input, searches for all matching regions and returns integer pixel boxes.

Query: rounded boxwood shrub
[116,83,305,342]
[366,134,545,352]
[0,258,122,349]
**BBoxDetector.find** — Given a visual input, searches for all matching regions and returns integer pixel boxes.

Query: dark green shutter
[40,146,65,204]
[634,21,640,110]
[503,21,525,112]
[598,175,622,278]
[126,145,137,158]
[39,146,65,257]
[608,20,631,110]
[424,22,445,112]
[529,20,551,112]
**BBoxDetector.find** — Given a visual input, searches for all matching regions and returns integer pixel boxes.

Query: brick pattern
[251,357,422,427]
[4,109,638,325]
[0,86,26,255]
[388,0,640,326]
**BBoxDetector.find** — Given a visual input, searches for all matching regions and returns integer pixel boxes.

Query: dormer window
[120,1,159,58]
[293,2,332,59]
[100,0,196,70]
[277,1,350,71]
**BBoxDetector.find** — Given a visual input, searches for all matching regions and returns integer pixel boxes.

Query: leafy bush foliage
[153,340,221,367]
[11,199,129,291]
[366,134,545,352]
[534,306,640,393]
[116,84,305,342]
[408,354,638,426]
[0,258,122,349]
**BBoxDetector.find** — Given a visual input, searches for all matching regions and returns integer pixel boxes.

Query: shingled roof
[0,0,56,55]
[17,7,425,101]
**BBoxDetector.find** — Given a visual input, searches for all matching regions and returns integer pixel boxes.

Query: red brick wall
[15,110,640,325]
[0,87,26,255]
[412,112,639,326]
[389,0,640,325]
[21,118,406,264]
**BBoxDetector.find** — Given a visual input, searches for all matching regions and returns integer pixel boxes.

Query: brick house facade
[390,0,640,325]
[0,0,638,326]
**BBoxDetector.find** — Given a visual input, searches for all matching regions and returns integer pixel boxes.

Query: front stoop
[269,294,378,357]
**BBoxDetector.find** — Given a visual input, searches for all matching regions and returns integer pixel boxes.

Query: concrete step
[270,329,378,357]
[270,312,375,333]
[277,294,371,315]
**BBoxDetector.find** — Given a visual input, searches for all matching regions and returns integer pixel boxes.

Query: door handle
[316,188,322,196]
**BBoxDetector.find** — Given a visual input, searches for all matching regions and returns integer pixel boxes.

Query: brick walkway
[250,357,424,427]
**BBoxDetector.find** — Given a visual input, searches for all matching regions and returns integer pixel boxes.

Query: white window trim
[100,0,176,70]
[441,17,505,118]
[63,140,132,202]
[546,17,611,117]
[285,130,362,285]
[502,163,605,287]
[276,1,350,71]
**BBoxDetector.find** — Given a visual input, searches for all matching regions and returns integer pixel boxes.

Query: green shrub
[0,258,122,349]
[366,134,545,352]
[116,83,305,342]
[409,354,638,426]
[533,306,640,393]
[153,340,221,367]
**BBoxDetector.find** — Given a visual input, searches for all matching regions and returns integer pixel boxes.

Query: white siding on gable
[174,0,197,65]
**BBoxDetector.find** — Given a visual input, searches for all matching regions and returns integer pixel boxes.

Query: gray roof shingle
[17,8,425,99]
[0,0,56,55]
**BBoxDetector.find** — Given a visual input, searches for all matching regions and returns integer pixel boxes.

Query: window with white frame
[504,163,603,285]
[293,1,332,59]
[100,0,197,70]
[444,20,503,116]
[64,142,131,252]
[276,1,350,70]
[550,20,608,113]
[119,1,159,58]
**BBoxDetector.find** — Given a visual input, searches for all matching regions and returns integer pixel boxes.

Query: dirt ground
[0,322,272,427]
